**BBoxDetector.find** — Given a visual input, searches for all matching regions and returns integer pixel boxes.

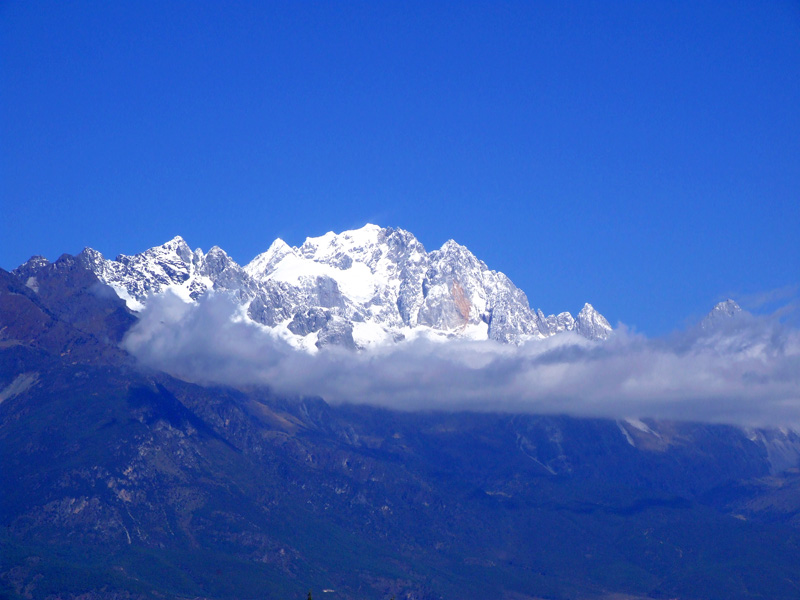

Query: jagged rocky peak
[575,303,613,340]
[544,311,575,335]
[10,256,49,292]
[429,239,488,276]
[419,238,497,333]
[13,255,50,275]
[71,236,251,310]
[149,235,192,260]
[701,299,743,330]
[112,235,194,270]
[201,245,235,273]
[76,246,103,265]
[712,299,742,317]
[200,246,250,295]
[110,235,195,271]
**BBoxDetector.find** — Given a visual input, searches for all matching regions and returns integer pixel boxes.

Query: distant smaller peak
[713,299,741,313]
[701,299,743,330]
[75,247,106,271]
[573,303,612,340]
[154,236,193,261]
[439,239,466,252]
[22,255,50,268]
[386,225,414,239]
[12,255,50,277]
[163,235,188,246]
[54,253,77,265]
[269,238,292,251]
[207,245,228,256]
[79,247,103,258]
[263,238,297,261]
[147,235,191,254]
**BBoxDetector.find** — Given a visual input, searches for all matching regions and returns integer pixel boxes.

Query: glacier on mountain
[31,225,614,350]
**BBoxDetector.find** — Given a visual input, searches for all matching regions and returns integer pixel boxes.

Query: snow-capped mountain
[16,225,613,350]
[701,299,743,330]
[75,237,253,310]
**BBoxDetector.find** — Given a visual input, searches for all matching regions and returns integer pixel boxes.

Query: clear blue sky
[2,1,798,335]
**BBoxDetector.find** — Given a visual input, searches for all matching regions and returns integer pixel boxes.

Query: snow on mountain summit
[701,299,744,330]
[41,224,614,350]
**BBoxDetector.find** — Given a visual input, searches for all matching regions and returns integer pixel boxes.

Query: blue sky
[2,1,798,335]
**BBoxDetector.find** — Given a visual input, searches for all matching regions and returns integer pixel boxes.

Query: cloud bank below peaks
[122,291,800,427]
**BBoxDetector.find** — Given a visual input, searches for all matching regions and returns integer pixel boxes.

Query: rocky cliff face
[19,225,612,350]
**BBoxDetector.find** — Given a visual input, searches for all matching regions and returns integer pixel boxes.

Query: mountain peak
[713,299,742,315]
[245,238,297,280]
[701,299,743,330]
[575,303,613,340]
[158,235,192,255]
[16,255,50,272]
[439,239,464,252]
[207,245,228,257]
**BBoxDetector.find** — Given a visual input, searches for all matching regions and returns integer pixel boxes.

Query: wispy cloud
[122,291,800,427]
[723,285,800,327]
[732,284,799,310]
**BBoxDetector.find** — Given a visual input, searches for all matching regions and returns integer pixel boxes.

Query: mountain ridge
[15,225,613,350]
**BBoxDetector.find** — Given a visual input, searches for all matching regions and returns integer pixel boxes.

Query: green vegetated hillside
[2,261,800,600]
